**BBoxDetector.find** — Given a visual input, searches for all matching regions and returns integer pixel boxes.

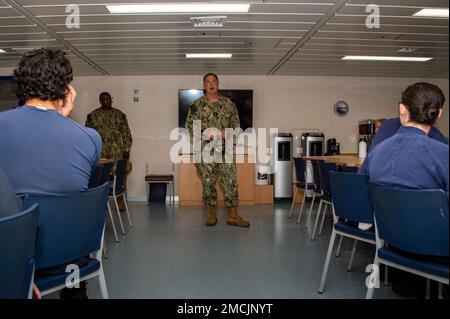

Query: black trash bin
[148,183,167,203]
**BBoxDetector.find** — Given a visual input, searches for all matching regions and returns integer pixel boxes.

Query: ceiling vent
[191,16,227,27]
[397,47,417,53]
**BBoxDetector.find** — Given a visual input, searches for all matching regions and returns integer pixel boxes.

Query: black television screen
[178,89,253,131]
[0,76,18,112]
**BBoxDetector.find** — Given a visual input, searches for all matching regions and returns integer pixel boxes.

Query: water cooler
[300,132,325,197]
[271,133,293,199]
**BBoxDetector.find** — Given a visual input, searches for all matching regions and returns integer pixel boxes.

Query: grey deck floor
[76,200,402,299]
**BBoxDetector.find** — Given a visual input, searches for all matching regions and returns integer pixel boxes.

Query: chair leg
[103,240,109,259]
[347,239,358,272]
[318,203,329,236]
[335,235,343,257]
[384,266,389,286]
[98,266,109,299]
[171,182,174,206]
[122,193,133,228]
[426,279,431,299]
[310,200,323,241]
[365,258,380,299]
[146,182,149,206]
[305,193,316,228]
[438,283,444,299]
[289,189,297,218]
[107,202,119,242]
[113,196,126,234]
[297,188,307,224]
[318,229,337,293]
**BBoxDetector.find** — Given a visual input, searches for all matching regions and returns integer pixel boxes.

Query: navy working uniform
[367,126,449,192]
[359,117,448,174]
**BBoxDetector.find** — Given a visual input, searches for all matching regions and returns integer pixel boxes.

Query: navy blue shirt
[367,126,449,192]
[0,106,101,195]
[359,117,448,174]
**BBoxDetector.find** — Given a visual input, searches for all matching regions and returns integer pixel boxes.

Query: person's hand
[58,84,77,117]
[203,128,219,140]
[32,283,42,299]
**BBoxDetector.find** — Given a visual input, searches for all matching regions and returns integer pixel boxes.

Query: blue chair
[109,159,133,236]
[88,165,103,189]
[342,165,358,173]
[0,203,39,299]
[289,158,315,222]
[367,183,449,299]
[92,162,120,243]
[318,172,375,293]
[24,182,110,298]
[302,159,323,226]
[310,161,337,240]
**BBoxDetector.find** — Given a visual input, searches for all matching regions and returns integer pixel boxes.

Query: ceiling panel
[0,0,448,77]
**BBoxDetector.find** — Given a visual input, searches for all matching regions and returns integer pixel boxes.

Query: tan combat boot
[206,205,217,226]
[227,207,250,227]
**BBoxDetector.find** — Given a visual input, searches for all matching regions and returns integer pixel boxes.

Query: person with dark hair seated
[0,48,102,299]
[366,82,449,298]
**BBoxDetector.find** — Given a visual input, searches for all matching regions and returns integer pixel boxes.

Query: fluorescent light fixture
[107,4,250,14]
[0,49,6,53]
[413,8,449,18]
[342,56,433,62]
[186,53,232,58]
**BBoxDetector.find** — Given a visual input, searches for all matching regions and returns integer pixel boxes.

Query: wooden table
[303,155,364,168]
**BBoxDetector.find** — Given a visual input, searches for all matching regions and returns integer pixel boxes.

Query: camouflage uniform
[186,95,240,208]
[85,107,132,162]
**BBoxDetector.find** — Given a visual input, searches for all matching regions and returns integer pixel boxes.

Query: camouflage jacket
[186,95,240,160]
[85,107,132,161]
[186,95,240,136]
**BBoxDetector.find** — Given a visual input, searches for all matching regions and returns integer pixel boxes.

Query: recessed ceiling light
[107,4,251,14]
[0,49,6,53]
[342,56,433,62]
[186,53,232,59]
[413,8,449,18]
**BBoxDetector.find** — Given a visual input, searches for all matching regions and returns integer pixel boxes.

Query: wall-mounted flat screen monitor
[0,76,17,112]
[178,89,253,131]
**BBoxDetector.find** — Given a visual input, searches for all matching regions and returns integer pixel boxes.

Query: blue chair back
[24,182,109,269]
[0,204,39,298]
[100,162,113,185]
[330,172,373,224]
[293,157,307,185]
[317,161,337,196]
[369,182,449,257]
[88,165,103,188]
[311,160,323,194]
[114,159,128,194]
[342,166,358,173]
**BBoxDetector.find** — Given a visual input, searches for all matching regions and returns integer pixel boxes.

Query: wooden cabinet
[178,155,255,205]
[255,184,274,204]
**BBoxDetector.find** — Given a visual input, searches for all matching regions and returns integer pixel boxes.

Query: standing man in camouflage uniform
[186,73,250,227]
[85,92,132,209]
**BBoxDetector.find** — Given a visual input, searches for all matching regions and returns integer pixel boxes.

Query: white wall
[70,75,449,199]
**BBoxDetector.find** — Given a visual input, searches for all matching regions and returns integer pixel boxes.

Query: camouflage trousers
[195,162,239,208]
